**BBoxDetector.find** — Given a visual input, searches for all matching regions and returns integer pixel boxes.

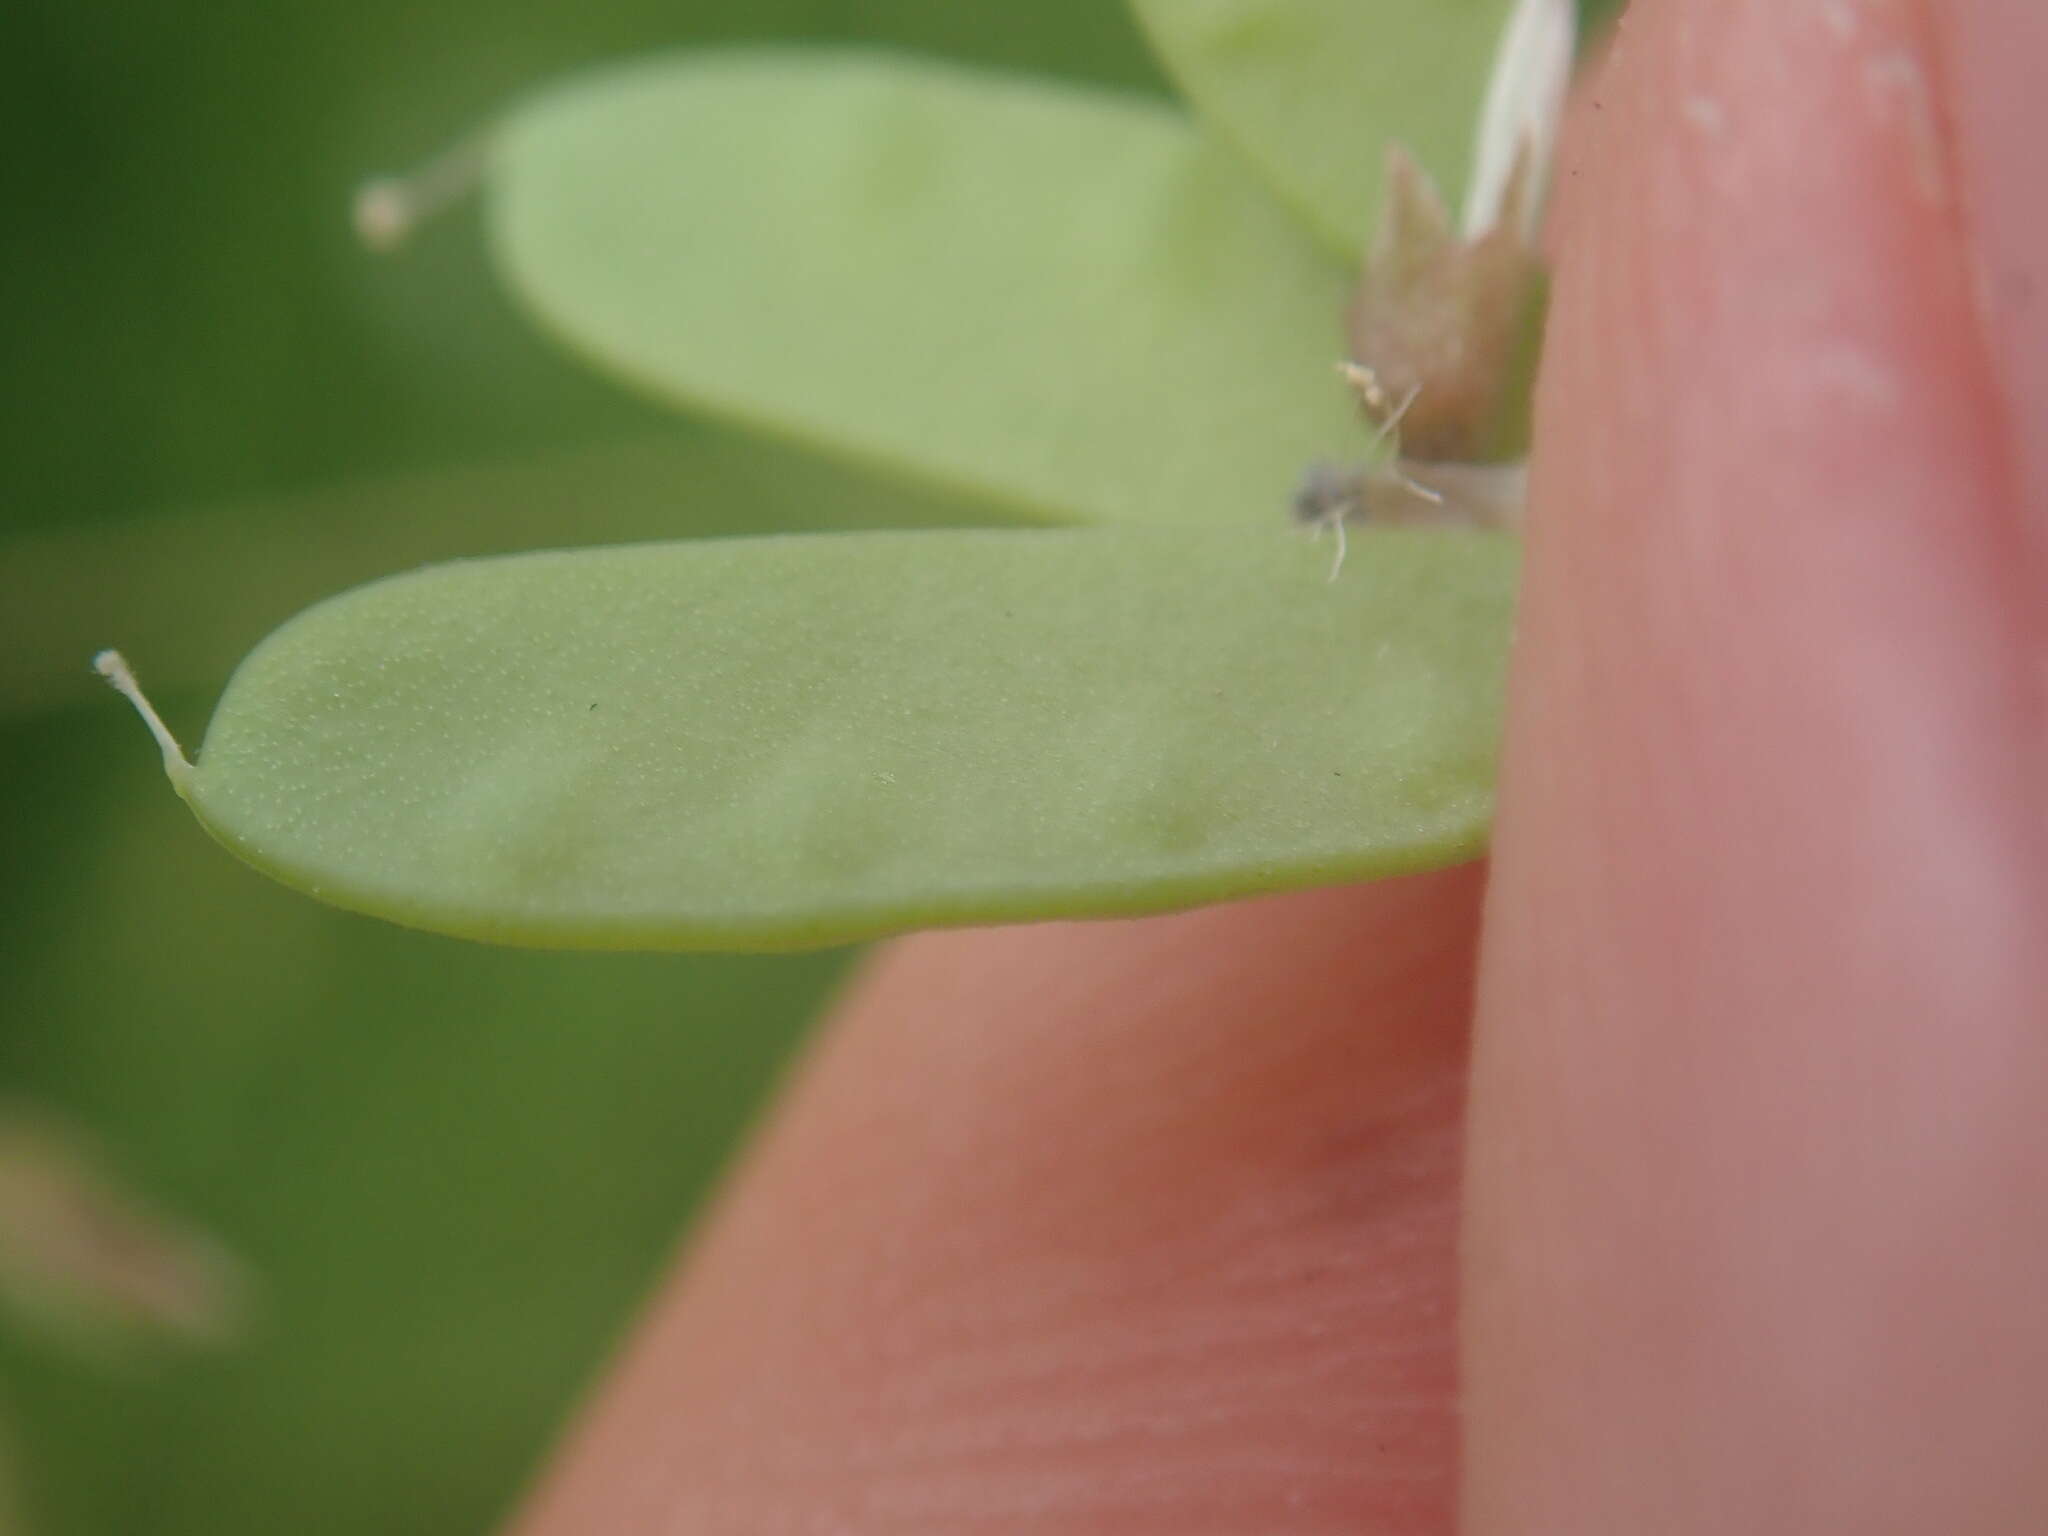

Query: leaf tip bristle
[351,179,417,252]
[92,650,194,790]
[350,134,489,254]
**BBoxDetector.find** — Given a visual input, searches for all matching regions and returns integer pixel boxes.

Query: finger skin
[1935,0,2048,530]
[511,871,1481,1536]
[1465,1,2048,1532]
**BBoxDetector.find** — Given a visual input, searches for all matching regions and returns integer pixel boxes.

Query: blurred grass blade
[487,51,1362,528]
[0,1109,243,1355]
[156,528,1515,951]
[2,429,1000,720]
[1128,0,1522,256]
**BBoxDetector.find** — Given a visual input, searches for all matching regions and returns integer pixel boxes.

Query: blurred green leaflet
[108,530,1515,951]
[1130,0,1521,254]
[488,52,1362,528]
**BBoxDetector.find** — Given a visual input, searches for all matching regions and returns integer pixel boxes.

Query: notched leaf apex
[1373,146,1455,280]
[94,650,195,793]
[1344,142,1548,464]
[1322,0,1570,479]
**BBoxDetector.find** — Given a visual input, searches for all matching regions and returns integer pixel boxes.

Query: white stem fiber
[1464,0,1577,239]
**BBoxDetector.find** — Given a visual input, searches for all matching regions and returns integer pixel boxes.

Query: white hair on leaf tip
[349,133,491,253]
[93,650,195,792]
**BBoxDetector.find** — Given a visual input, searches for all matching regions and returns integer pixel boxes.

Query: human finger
[513,870,1483,1535]
[1464,0,2048,1530]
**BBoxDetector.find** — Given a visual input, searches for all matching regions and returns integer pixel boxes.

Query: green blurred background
[0,2,1621,1531]
[1,6,1156,1533]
